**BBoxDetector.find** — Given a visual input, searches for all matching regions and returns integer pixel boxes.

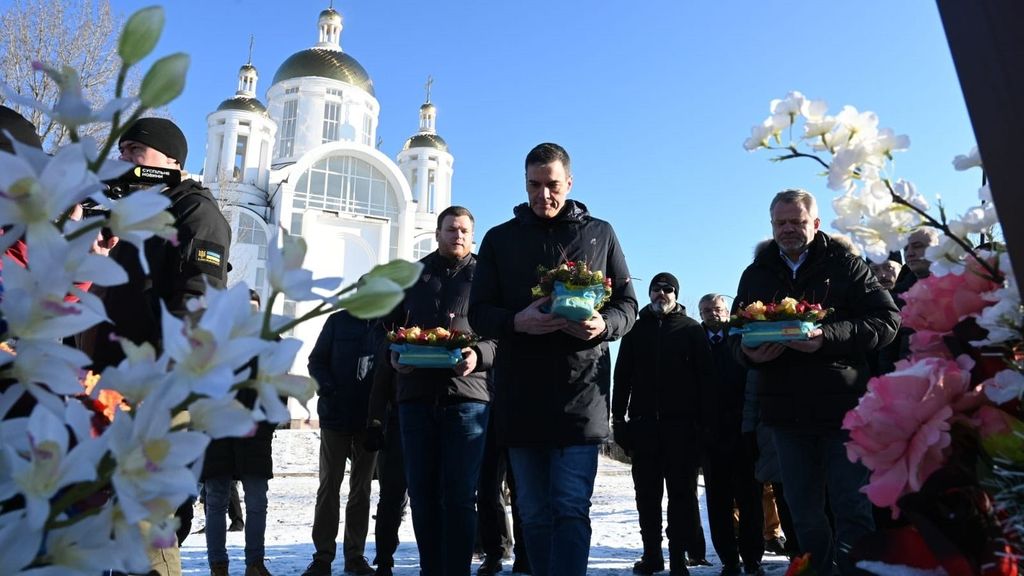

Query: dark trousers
[771,482,801,556]
[476,414,529,566]
[400,401,490,576]
[373,413,409,568]
[311,428,377,564]
[703,434,764,568]
[630,420,701,564]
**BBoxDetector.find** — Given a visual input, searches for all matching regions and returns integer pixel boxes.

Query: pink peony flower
[843,355,975,514]
[907,330,953,361]
[900,271,1000,333]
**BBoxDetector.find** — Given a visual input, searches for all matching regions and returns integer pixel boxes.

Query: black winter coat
[730,232,900,430]
[704,323,748,444]
[201,387,274,481]
[612,304,715,433]
[469,200,638,447]
[388,251,497,404]
[92,179,231,370]
[308,310,382,432]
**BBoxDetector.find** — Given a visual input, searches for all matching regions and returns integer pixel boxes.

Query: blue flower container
[549,281,604,321]
[390,343,463,368]
[732,320,819,346]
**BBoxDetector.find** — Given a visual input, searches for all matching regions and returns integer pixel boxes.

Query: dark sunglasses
[651,285,675,294]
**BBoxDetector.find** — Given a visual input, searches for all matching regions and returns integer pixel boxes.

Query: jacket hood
[513,199,590,225]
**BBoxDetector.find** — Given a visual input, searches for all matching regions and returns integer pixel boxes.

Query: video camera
[82,165,181,217]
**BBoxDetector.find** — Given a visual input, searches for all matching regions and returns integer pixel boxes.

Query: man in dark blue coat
[469,143,637,576]
[302,311,382,576]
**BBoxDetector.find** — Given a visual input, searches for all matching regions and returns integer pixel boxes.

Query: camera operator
[89,118,231,576]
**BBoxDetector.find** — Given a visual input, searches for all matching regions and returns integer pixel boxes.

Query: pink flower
[843,355,975,514]
[900,272,1000,333]
[907,330,953,361]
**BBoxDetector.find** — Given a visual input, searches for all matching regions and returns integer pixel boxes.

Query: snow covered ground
[181,430,792,575]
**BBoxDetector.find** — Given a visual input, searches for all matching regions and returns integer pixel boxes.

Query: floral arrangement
[386,326,479,349]
[0,7,422,574]
[531,260,613,321]
[746,91,1023,574]
[730,297,831,327]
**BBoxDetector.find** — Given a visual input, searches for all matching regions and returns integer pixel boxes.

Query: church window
[236,211,266,246]
[326,88,342,97]
[254,266,265,291]
[413,237,434,259]
[361,115,373,146]
[323,101,341,143]
[233,135,248,181]
[290,212,304,236]
[427,168,436,212]
[285,87,299,95]
[279,100,298,157]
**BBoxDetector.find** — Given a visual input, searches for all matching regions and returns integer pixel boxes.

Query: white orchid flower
[248,338,317,424]
[0,405,104,529]
[925,236,968,276]
[105,185,178,275]
[109,504,154,574]
[3,340,93,419]
[267,230,343,301]
[104,398,208,524]
[742,119,776,151]
[161,300,270,399]
[800,98,829,122]
[972,294,1023,347]
[769,91,806,129]
[869,127,910,159]
[0,510,43,574]
[1,63,136,128]
[827,144,869,191]
[0,141,102,252]
[34,506,124,575]
[832,105,879,148]
[983,368,1024,405]
[188,395,258,439]
[891,179,929,212]
[96,341,174,406]
[0,254,107,340]
[952,145,982,171]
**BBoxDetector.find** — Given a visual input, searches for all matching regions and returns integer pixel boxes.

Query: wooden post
[935,0,1024,290]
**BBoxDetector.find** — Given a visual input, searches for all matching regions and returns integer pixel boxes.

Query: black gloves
[363,421,385,452]
[612,420,632,453]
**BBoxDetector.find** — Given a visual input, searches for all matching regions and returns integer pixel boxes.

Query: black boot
[633,555,665,574]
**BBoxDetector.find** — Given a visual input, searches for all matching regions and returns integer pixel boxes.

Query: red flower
[783,553,814,576]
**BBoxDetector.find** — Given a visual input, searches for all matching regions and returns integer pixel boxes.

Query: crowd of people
[3,105,932,576]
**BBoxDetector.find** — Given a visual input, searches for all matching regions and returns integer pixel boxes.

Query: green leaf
[118,6,164,66]
[364,259,423,289]
[139,53,189,108]
[337,277,405,319]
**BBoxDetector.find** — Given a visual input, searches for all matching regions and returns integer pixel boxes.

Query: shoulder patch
[191,238,228,277]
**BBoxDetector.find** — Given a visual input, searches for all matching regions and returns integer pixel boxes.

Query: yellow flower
[778,297,799,315]
[745,301,767,317]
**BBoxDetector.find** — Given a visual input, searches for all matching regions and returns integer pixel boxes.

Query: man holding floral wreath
[731,189,900,576]
[469,142,638,576]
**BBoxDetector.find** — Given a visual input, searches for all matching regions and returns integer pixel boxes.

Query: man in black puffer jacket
[469,143,637,576]
[731,189,899,576]
[302,309,383,576]
[388,205,498,576]
[612,272,715,576]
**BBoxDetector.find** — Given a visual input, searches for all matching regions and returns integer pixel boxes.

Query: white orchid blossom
[248,337,317,424]
[832,105,880,148]
[34,506,126,575]
[0,405,104,529]
[925,236,969,276]
[104,397,208,524]
[187,396,258,439]
[952,145,982,171]
[743,119,776,151]
[983,369,1024,405]
[96,341,173,406]
[104,185,178,275]
[0,254,107,340]
[2,340,93,418]
[1,63,136,128]
[769,91,806,130]
[0,510,43,574]
[267,230,343,300]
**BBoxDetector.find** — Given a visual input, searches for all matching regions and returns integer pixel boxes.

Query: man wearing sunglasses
[612,272,716,576]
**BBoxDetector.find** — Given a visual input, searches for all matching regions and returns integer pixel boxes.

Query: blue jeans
[399,401,489,576]
[772,428,874,576]
[205,475,269,567]
[508,445,600,576]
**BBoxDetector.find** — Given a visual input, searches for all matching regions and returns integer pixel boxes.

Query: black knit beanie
[649,272,680,295]
[120,117,187,165]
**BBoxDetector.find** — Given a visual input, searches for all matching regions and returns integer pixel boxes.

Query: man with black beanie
[88,117,232,576]
[612,272,716,576]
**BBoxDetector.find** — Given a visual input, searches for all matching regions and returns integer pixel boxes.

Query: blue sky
[20,0,983,311]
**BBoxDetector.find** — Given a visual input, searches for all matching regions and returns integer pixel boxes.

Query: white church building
[199,7,454,424]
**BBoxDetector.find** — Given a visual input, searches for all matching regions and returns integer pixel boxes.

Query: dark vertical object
[936,0,1024,290]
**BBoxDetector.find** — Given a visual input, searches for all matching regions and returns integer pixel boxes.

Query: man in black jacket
[731,189,899,576]
[303,310,382,576]
[612,272,714,576]
[698,294,764,576]
[389,205,497,576]
[90,118,231,576]
[469,143,637,576]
